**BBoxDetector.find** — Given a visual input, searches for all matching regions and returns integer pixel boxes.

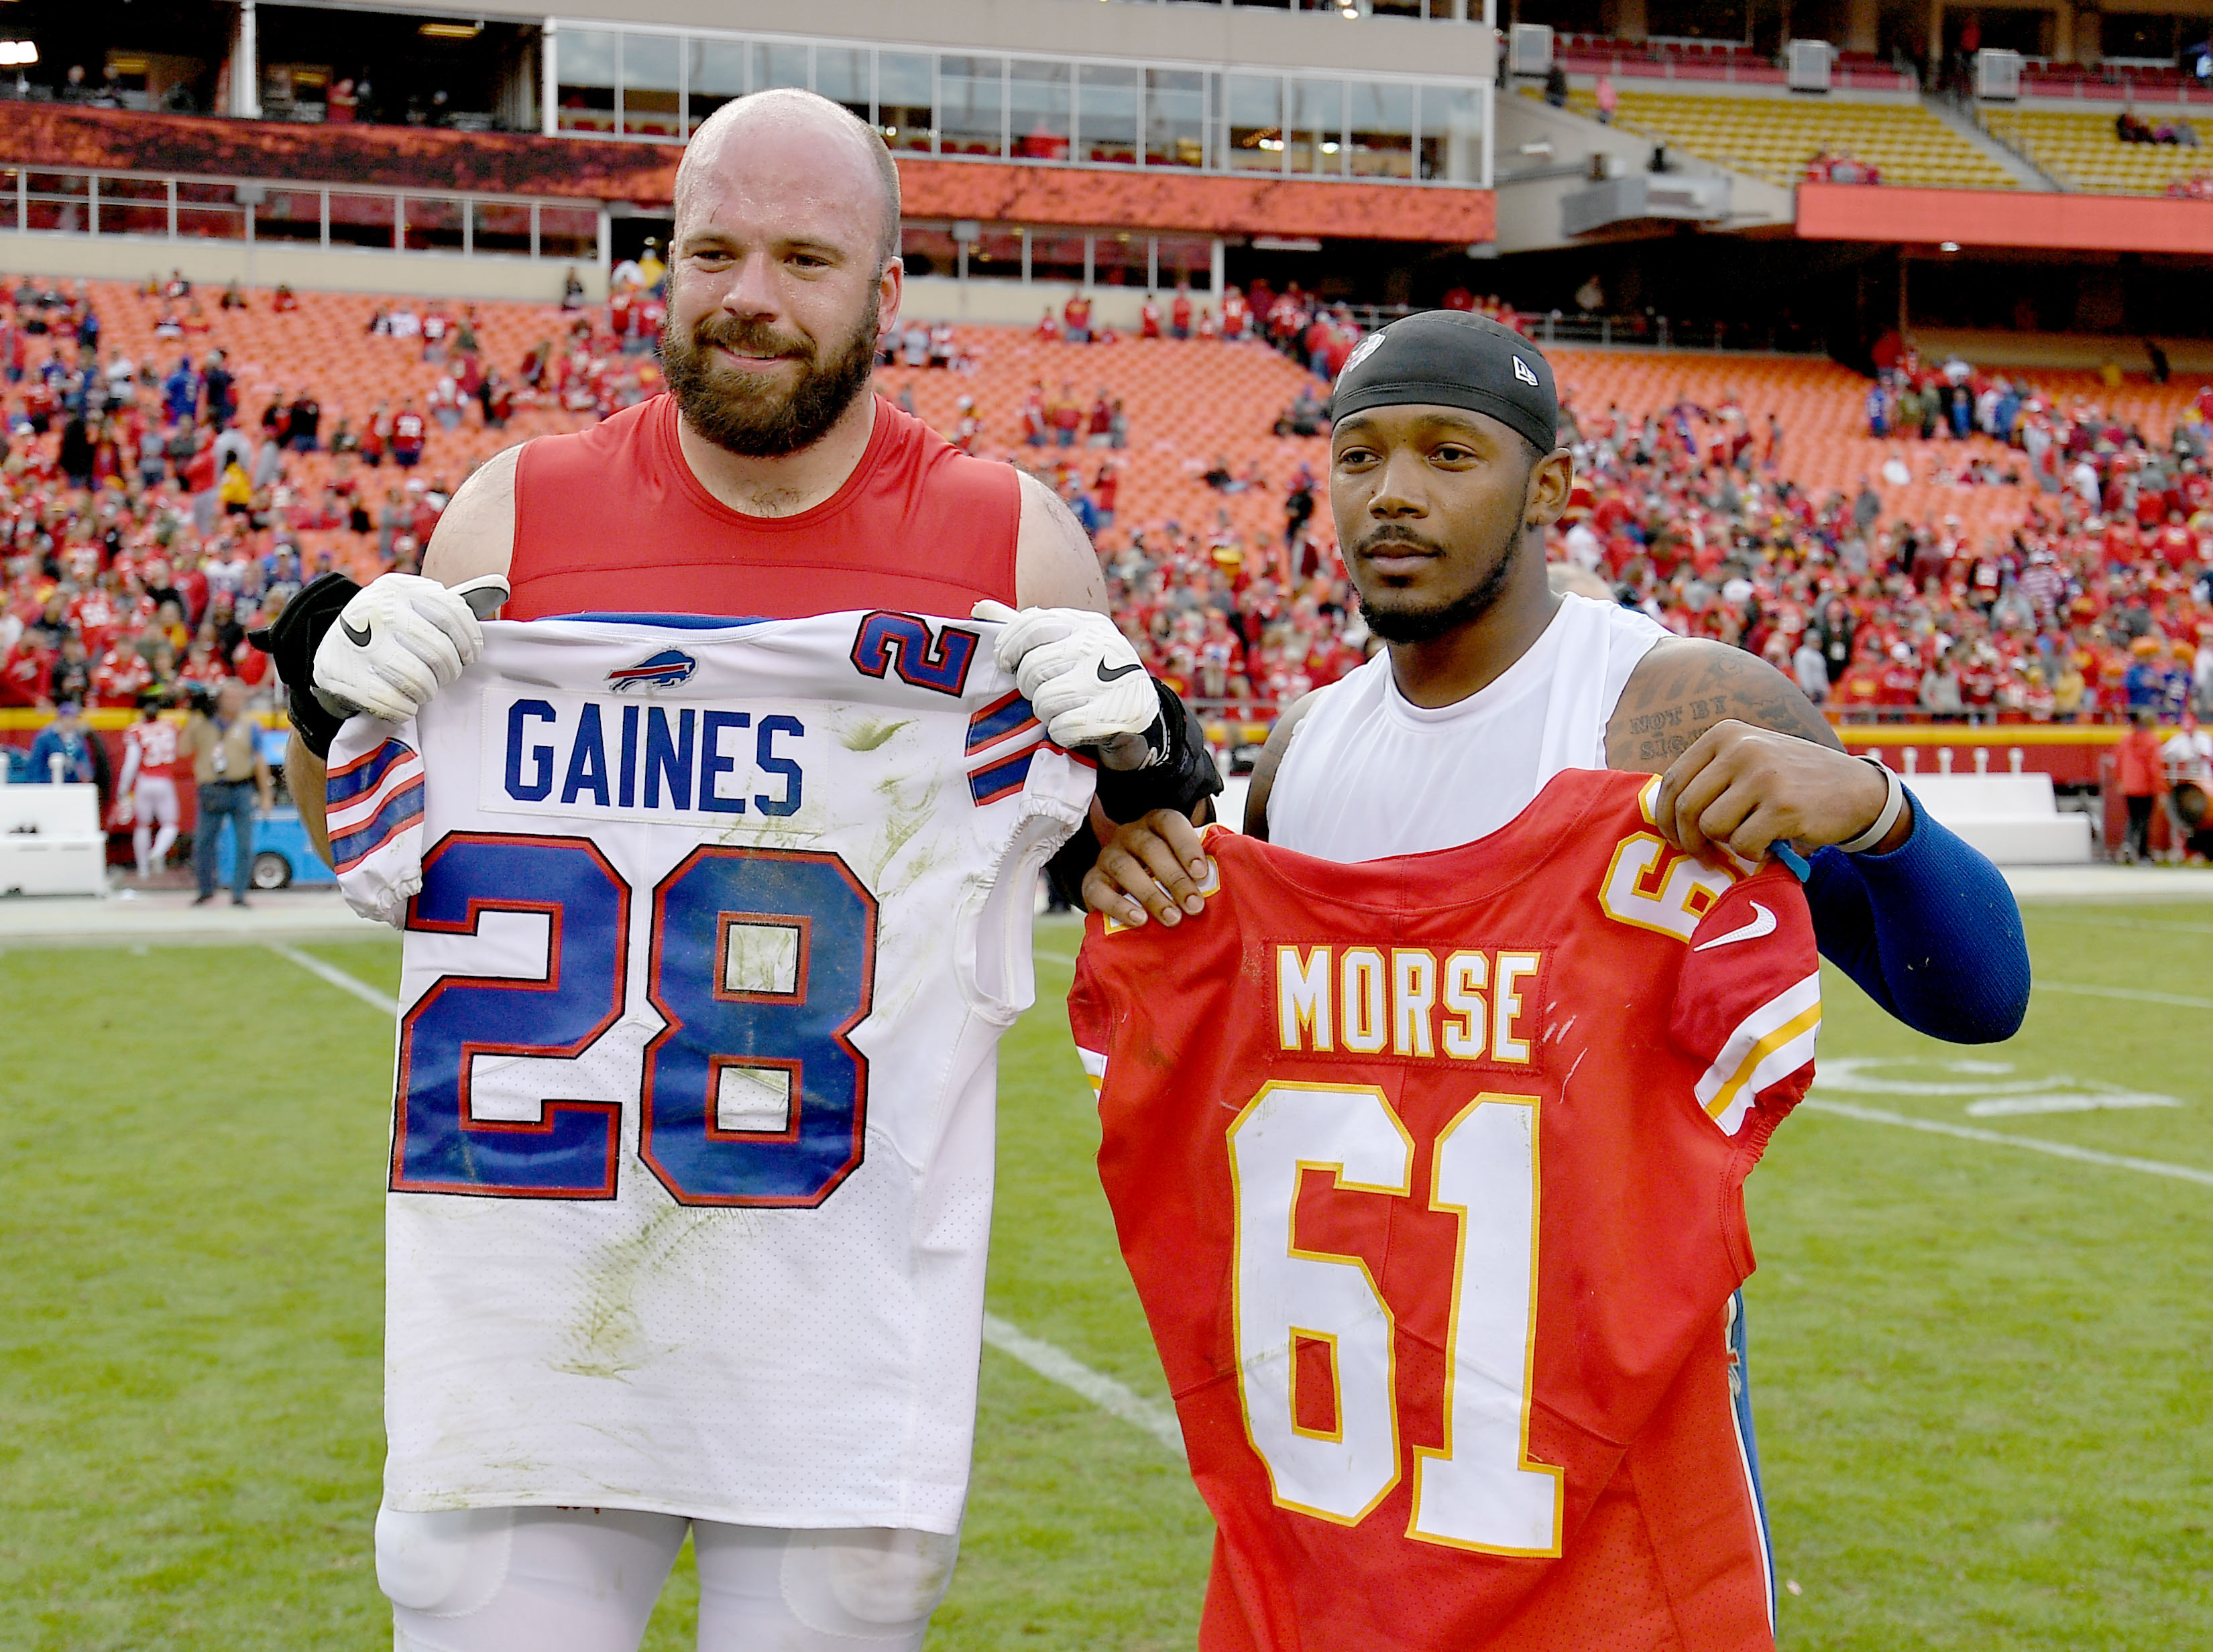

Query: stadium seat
[1980,106,2212,194]
[1540,86,2019,191]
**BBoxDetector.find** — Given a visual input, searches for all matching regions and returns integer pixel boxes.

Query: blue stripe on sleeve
[325,740,410,807]
[968,752,1034,807]
[331,782,426,873]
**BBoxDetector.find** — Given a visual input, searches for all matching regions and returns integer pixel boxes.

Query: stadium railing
[2015,61,2213,106]
[1548,36,1917,93]
[0,166,602,263]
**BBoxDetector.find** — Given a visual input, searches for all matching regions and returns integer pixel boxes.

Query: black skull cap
[1328,309,1560,455]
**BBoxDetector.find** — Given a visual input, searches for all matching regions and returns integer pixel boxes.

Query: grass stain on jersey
[866,773,944,890]
[553,1205,724,1382]
[839,717,913,753]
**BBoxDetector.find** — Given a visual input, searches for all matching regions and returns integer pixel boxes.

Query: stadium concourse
[5,276,2213,805]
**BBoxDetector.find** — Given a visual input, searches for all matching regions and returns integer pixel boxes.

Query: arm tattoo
[1605,640,1841,770]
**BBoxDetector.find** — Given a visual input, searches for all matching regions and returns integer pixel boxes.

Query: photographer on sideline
[183,678,272,906]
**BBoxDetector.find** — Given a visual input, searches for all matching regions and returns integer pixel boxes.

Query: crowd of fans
[9,269,2213,835]
[1087,341,2213,732]
[0,274,675,752]
[1550,360,2213,726]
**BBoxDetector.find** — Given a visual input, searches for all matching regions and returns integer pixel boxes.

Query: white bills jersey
[326,611,1093,1535]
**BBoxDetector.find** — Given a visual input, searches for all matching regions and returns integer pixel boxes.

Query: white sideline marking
[1035,949,1079,969]
[1802,1100,2213,1187]
[268,943,394,1012]
[982,1312,1186,1461]
[2039,981,2213,1010]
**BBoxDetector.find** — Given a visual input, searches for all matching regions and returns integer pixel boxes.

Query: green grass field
[0,905,2207,1649]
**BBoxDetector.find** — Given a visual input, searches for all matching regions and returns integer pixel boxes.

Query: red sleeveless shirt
[506,393,1020,620]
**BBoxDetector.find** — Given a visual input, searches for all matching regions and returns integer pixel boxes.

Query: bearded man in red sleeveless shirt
[252,88,1218,1652]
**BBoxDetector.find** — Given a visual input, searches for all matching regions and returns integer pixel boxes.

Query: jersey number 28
[393,831,874,1207]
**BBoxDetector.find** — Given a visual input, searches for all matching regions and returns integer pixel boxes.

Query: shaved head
[676,88,901,274]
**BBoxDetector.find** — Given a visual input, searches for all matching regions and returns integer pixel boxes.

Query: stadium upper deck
[0,0,1499,318]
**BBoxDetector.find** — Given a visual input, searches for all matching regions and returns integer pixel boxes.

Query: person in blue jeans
[183,679,272,905]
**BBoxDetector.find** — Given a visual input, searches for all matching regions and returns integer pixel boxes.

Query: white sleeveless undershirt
[1265,594,1670,862]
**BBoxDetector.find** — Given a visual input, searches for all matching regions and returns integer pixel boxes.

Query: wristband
[1091,678,1224,825]
[1835,756,1906,854]
[247,571,359,760]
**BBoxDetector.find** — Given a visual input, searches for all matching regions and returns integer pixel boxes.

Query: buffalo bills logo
[607,649,698,692]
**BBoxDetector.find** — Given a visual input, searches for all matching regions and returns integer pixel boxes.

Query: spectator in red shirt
[1050,384,1082,449]
[2116,709,2165,862]
[0,632,51,706]
[1086,392,1113,449]
[391,402,427,469]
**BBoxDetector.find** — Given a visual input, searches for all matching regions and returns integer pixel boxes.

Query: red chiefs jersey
[1068,770,1820,1652]
[507,393,1019,621]
[123,717,182,779]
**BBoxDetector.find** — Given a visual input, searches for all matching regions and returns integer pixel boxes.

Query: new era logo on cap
[1513,356,1540,386]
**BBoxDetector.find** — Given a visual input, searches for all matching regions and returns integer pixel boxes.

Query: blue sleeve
[1801,791,2030,1045]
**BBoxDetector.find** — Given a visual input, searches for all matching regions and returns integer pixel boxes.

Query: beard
[660,292,881,459]
[1353,519,1523,645]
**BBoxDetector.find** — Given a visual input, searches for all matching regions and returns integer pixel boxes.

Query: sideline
[982,1312,1185,1461]
[1801,1099,2213,1188]
[267,942,394,1013]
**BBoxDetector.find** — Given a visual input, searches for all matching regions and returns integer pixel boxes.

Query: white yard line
[1033,949,1080,969]
[1801,1100,2213,1188]
[268,943,394,1013]
[981,1312,1186,1461]
[2038,981,2213,1010]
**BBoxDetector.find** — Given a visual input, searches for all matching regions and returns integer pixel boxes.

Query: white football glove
[312,573,484,725]
[972,600,1161,750]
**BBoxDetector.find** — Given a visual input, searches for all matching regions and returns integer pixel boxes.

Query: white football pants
[132,776,179,877]
[378,1505,957,1652]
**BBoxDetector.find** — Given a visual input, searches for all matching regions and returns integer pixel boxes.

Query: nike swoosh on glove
[972,601,1161,749]
[313,573,484,724]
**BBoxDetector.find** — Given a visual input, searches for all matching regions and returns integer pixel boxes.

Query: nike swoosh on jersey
[342,618,373,647]
[1693,902,1776,951]
[1095,660,1143,682]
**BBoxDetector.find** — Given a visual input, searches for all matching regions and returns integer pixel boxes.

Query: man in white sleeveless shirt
[1078,314,2027,1077]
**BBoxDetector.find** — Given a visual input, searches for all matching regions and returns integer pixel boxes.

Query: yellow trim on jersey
[1695,968,1823,1136]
